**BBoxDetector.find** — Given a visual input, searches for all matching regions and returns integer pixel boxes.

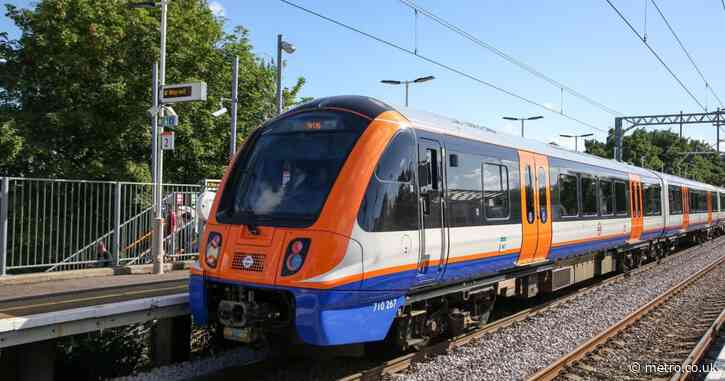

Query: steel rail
[670,308,725,381]
[527,253,725,381]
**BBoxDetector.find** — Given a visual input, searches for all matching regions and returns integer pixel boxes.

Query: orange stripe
[302,249,521,290]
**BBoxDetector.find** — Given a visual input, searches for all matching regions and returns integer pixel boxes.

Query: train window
[447,152,483,227]
[669,185,683,215]
[524,166,535,223]
[357,130,419,232]
[581,176,598,216]
[559,173,579,217]
[375,131,415,183]
[691,190,707,213]
[644,185,662,216]
[599,179,614,216]
[483,163,510,220]
[614,181,628,215]
[720,193,725,212]
[538,167,548,223]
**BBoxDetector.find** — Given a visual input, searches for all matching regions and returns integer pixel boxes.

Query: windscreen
[217,111,368,227]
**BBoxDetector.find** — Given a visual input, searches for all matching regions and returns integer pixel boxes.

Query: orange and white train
[190,96,725,349]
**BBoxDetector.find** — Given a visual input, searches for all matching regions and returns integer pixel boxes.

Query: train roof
[397,105,720,192]
[288,95,721,192]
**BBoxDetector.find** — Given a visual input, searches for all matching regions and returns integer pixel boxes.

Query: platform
[0,270,190,348]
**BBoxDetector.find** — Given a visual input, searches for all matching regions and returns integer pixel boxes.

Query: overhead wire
[398,0,624,117]
[604,0,707,111]
[277,0,609,134]
[649,0,723,108]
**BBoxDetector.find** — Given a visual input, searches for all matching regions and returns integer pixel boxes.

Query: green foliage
[585,128,725,186]
[1,0,305,182]
[56,324,151,380]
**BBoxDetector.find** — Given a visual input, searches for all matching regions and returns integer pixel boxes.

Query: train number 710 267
[372,299,398,312]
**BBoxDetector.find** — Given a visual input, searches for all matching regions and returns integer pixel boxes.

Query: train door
[707,192,713,225]
[682,187,689,231]
[629,175,644,241]
[517,151,552,265]
[415,138,447,285]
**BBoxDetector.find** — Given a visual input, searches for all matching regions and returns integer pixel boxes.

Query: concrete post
[0,177,9,276]
[151,315,191,367]
[276,34,283,116]
[112,182,121,267]
[229,55,239,159]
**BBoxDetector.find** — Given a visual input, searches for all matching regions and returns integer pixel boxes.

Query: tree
[1,0,305,183]
[585,127,725,186]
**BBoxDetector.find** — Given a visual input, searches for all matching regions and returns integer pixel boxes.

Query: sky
[2,0,725,152]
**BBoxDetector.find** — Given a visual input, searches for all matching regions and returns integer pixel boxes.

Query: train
[189,95,725,350]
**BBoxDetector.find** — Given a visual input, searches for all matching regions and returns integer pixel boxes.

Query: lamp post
[560,133,594,152]
[128,0,169,274]
[380,75,435,107]
[502,115,544,138]
[276,34,296,115]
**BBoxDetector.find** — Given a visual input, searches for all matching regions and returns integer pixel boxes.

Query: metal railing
[0,177,205,275]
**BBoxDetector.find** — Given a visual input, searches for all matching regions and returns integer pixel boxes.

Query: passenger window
[614,181,628,215]
[581,176,598,216]
[669,185,682,215]
[599,179,614,216]
[644,185,661,216]
[538,167,548,223]
[447,152,483,227]
[375,131,415,183]
[559,173,579,217]
[524,166,535,224]
[483,163,510,220]
[720,193,725,212]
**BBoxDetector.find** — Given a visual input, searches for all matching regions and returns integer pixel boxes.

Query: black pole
[614,117,623,161]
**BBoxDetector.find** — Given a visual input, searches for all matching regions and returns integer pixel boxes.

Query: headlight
[282,238,310,276]
[205,232,222,268]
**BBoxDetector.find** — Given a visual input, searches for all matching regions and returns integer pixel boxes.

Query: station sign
[161,82,207,104]
[161,131,175,150]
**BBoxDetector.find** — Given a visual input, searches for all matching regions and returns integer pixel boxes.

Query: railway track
[528,254,725,381]
[338,237,725,381]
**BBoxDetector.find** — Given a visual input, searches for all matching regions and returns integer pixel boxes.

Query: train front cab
[189,99,423,346]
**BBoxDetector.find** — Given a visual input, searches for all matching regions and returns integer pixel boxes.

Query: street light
[276,34,296,115]
[560,133,594,152]
[502,115,544,138]
[380,75,435,107]
[129,0,169,274]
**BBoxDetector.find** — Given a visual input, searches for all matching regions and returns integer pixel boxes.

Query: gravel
[564,261,725,380]
[400,237,725,381]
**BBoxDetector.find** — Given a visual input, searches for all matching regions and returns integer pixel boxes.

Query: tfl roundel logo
[242,255,254,269]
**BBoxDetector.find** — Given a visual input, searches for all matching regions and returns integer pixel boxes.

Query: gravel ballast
[402,238,725,381]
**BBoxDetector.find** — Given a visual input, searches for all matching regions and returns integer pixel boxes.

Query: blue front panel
[189,274,209,326]
[292,288,404,345]
[548,235,628,261]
